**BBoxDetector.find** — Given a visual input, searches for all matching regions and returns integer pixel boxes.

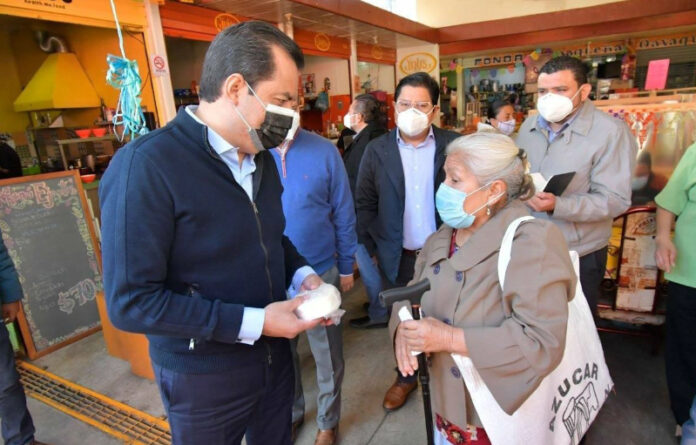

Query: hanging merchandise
[489,69,497,78]
[106,0,149,141]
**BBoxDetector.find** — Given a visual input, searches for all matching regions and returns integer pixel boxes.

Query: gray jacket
[515,101,637,256]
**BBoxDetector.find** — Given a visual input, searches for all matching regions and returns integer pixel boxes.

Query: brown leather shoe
[382,379,418,411]
[314,426,338,445]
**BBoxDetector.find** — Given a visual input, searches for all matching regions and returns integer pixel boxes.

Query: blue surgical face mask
[436,182,503,229]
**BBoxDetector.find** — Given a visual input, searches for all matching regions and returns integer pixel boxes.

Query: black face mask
[254,107,295,150]
[235,82,299,152]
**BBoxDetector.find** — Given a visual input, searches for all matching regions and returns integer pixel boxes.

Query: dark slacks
[381,253,418,384]
[154,341,294,445]
[665,281,696,425]
[579,246,608,314]
[0,324,35,445]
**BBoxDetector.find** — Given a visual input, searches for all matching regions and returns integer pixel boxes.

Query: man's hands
[262,297,323,338]
[655,236,677,273]
[527,192,556,213]
[340,275,354,292]
[395,317,467,378]
[2,301,20,323]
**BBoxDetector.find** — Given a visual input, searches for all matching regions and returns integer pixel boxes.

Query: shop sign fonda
[399,52,437,75]
[473,53,525,67]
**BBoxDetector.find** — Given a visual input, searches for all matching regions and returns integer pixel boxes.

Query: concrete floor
[7,280,680,445]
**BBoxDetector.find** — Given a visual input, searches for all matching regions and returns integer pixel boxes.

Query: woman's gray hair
[445,132,535,202]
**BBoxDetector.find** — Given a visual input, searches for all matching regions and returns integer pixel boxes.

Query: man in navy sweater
[271,128,357,445]
[100,22,325,444]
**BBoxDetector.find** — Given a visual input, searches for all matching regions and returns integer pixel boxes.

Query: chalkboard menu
[0,171,102,359]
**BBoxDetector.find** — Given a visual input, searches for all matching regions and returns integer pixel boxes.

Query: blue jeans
[683,394,696,445]
[354,244,387,321]
[0,324,35,445]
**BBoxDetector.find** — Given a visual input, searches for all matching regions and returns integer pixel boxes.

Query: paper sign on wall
[151,55,168,77]
[644,59,670,90]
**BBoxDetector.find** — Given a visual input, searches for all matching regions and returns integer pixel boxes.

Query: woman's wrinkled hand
[401,317,460,355]
[395,322,419,377]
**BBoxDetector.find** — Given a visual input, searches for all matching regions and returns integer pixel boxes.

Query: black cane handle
[379,278,431,308]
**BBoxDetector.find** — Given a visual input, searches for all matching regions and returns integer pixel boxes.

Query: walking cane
[380,279,434,445]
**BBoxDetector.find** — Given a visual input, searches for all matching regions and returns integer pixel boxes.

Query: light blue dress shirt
[185,106,315,345]
[397,127,437,250]
[537,110,581,143]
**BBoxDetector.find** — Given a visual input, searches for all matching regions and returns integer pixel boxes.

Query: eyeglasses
[395,100,434,114]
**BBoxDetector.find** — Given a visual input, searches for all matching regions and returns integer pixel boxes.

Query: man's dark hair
[487,99,512,120]
[395,72,440,105]
[539,56,589,87]
[353,94,387,129]
[199,21,304,102]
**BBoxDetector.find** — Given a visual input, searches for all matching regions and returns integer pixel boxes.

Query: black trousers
[665,281,696,425]
[579,246,608,315]
[381,254,419,384]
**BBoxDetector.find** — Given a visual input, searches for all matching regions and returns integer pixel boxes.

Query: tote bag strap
[498,216,535,289]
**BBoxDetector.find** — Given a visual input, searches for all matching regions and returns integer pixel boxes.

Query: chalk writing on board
[0,173,101,353]
[57,279,98,314]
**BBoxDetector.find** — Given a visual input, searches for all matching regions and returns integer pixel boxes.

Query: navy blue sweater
[99,109,307,373]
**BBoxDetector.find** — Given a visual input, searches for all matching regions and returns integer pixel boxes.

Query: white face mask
[343,113,354,130]
[285,111,300,141]
[536,88,582,123]
[397,108,431,137]
[497,119,516,136]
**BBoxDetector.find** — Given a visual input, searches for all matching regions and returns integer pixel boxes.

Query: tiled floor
[6,280,678,445]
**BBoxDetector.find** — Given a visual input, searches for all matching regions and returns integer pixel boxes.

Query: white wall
[165,37,209,90]
[357,62,395,94]
[302,55,351,96]
[415,0,626,27]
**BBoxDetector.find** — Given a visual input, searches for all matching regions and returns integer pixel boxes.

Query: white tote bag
[451,216,613,445]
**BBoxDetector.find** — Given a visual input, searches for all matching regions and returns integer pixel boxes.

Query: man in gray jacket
[515,56,637,313]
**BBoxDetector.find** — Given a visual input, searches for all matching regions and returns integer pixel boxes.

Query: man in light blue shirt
[353,72,460,411]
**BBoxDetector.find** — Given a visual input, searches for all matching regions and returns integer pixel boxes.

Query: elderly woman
[390,132,576,444]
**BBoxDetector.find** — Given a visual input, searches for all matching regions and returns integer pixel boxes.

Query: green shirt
[655,143,696,288]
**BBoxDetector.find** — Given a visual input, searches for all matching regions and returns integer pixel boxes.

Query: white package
[398,306,421,356]
[295,282,342,320]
